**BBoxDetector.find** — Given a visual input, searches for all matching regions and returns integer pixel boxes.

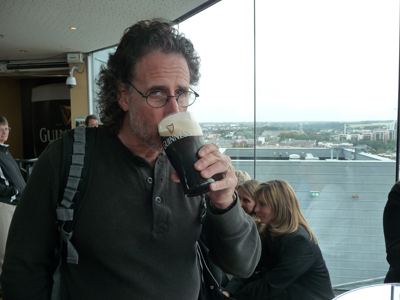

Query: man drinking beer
[2,20,261,300]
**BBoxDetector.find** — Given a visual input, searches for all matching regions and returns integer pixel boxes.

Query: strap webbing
[55,126,86,264]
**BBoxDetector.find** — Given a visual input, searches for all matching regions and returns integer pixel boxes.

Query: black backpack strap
[52,126,97,300]
[55,126,97,264]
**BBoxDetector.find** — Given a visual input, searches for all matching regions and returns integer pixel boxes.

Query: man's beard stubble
[128,99,164,153]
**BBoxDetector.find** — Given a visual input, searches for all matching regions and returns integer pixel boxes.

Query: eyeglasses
[0,127,11,133]
[126,82,199,108]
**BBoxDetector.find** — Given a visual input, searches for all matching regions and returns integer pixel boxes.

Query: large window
[179,0,399,290]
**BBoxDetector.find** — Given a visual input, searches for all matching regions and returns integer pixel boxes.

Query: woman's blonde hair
[235,170,252,190]
[254,179,317,243]
[237,179,261,222]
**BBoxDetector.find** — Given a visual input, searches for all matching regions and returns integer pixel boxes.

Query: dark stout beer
[158,112,214,197]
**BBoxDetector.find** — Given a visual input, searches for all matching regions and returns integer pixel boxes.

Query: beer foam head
[158,111,203,137]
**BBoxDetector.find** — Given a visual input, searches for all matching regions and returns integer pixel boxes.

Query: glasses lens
[0,127,11,133]
[178,91,196,107]
[147,91,168,108]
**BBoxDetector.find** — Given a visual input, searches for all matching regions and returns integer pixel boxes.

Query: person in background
[383,181,400,283]
[1,20,260,300]
[235,170,251,190]
[85,114,99,127]
[224,179,334,300]
[0,116,26,296]
[237,179,260,219]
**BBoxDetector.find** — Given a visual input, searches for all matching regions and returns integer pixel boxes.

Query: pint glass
[158,111,215,197]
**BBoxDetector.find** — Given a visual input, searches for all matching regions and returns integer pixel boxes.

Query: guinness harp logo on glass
[167,123,174,134]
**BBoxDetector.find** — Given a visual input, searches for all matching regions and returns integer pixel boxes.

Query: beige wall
[0,60,90,158]
[0,77,23,159]
[69,57,88,129]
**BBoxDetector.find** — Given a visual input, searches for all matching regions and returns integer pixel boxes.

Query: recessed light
[70,27,77,30]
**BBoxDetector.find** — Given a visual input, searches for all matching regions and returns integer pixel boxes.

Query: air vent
[6,62,69,71]
[0,58,69,77]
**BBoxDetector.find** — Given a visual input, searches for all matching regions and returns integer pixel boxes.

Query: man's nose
[164,96,183,115]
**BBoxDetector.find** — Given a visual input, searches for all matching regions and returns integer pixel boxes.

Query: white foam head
[158,111,203,137]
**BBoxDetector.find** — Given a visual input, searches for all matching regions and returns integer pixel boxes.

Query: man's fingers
[210,174,236,192]
[197,143,219,158]
[199,158,231,179]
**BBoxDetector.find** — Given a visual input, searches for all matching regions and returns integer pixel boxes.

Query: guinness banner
[32,83,71,157]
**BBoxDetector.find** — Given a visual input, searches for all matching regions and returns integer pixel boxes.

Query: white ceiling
[0,0,218,76]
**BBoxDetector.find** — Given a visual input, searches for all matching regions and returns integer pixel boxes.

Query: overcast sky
[179,0,399,123]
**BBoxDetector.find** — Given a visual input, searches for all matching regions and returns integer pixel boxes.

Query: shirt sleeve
[204,197,261,278]
[233,233,315,299]
[224,276,251,295]
[0,166,18,201]
[1,141,62,300]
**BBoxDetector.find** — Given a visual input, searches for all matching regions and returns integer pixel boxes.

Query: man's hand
[222,291,231,297]
[171,143,237,209]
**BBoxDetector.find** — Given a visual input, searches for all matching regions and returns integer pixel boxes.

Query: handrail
[14,158,38,180]
[332,276,386,290]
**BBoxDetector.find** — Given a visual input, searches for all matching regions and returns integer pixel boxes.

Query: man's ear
[117,82,130,111]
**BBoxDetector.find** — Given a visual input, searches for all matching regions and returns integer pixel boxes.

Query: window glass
[179,0,255,177]
[180,0,399,291]
[88,47,116,118]
[255,0,398,288]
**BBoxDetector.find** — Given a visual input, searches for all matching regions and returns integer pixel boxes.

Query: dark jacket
[0,144,25,205]
[225,226,334,300]
[383,181,400,283]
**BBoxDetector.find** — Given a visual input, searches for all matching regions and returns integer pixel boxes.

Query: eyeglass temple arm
[130,83,147,98]
[189,87,199,98]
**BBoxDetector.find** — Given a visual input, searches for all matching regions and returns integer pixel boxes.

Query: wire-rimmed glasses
[0,127,11,133]
[126,82,199,108]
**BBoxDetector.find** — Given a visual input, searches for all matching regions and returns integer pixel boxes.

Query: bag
[197,238,236,300]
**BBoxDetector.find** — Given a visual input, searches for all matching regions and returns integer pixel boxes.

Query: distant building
[279,139,316,147]
[350,134,363,141]
[373,131,385,142]
[363,133,373,140]
[389,120,397,130]
[385,129,396,143]
[205,139,233,148]
[318,142,353,148]
[339,134,352,141]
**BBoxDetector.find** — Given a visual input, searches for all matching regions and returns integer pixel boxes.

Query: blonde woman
[224,179,334,300]
[237,179,260,218]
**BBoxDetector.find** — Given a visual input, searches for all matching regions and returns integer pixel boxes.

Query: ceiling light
[20,50,27,53]
[70,27,77,30]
